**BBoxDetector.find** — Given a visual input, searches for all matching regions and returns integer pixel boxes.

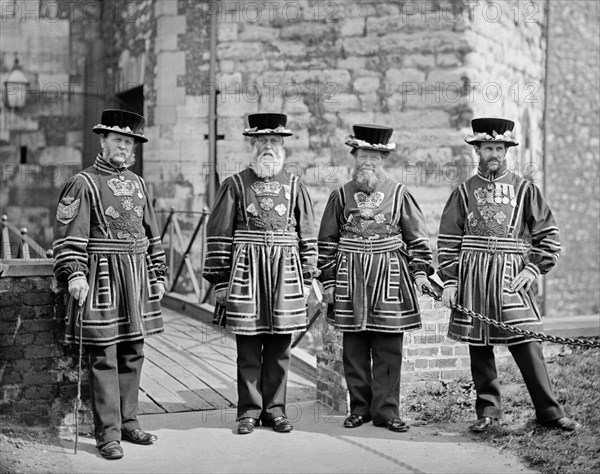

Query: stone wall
[0,261,91,433]
[544,0,600,316]
[0,0,103,250]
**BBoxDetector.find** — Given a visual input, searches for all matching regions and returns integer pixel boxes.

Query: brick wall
[0,261,91,434]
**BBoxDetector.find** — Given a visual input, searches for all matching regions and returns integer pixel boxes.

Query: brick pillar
[0,260,92,436]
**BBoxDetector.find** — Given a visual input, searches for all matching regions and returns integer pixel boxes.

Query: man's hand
[415,276,433,295]
[157,282,166,301]
[215,288,228,305]
[511,268,536,292]
[68,278,89,306]
[442,286,457,308]
[323,287,335,304]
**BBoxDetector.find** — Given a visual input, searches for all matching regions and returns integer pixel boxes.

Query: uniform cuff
[524,263,540,278]
[443,280,458,289]
[68,273,86,284]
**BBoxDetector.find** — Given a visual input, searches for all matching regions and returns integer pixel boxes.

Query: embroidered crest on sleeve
[56,197,80,224]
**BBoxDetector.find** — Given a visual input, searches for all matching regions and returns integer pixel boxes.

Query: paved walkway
[59,403,536,473]
[56,302,537,473]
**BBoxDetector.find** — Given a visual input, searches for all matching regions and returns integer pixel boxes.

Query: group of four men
[52,110,579,460]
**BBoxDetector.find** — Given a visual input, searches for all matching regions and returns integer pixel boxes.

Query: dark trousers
[469,341,565,422]
[342,331,404,425]
[235,334,292,421]
[88,340,144,446]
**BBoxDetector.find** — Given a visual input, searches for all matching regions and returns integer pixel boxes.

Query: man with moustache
[438,117,580,432]
[53,110,167,459]
[203,113,318,434]
[318,124,433,432]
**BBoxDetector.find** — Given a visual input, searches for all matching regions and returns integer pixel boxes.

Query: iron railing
[1,214,51,260]
[158,207,212,303]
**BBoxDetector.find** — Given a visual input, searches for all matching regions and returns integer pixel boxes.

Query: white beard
[249,148,285,178]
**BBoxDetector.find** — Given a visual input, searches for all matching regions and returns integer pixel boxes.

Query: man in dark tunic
[438,117,580,432]
[203,113,318,434]
[53,109,167,459]
[318,124,433,432]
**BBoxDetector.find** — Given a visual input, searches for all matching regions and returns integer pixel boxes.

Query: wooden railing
[1,214,51,260]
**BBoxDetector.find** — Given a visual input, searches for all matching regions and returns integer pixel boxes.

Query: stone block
[403,54,436,69]
[436,53,462,67]
[337,57,368,71]
[154,105,177,125]
[217,22,238,42]
[217,41,263,60]
[366,15,408,36]
[176,98,210,120]
[238,25,279,42]
[353,76,380,94]
[173,117,208,141]
[155,0,179,17]
[157,15,187,36]
[156,34,178,52]
[341,36,381,56]
[340,17,365,37]
[218,92,259,117]
[280,23,335,41]
[385,68,426,93]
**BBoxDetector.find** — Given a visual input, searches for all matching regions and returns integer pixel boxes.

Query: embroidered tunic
[203,168,318,335]
[53,155,167,346]
[318,177,433,332]
[437,170,561,345]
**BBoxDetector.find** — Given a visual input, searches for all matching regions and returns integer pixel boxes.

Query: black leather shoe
[384,418,409,432]
[262,416,293,433]
[238,417,259,434]
[344,414,370,428]
[121,429,158,445]
[470,416,495,432]
[539,417,581,432]
[99,440,123,460]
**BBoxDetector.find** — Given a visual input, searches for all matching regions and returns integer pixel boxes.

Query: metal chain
[421,286,600,348]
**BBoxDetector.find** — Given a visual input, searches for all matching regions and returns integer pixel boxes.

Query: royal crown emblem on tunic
[251,180,281,196]
[107,178,135,197]
[354,191,384,209]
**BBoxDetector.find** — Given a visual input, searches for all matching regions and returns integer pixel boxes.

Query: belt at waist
[461,235,531,254]
[338,237,405,254]
[233,230,298,246]
[87,237,149,255]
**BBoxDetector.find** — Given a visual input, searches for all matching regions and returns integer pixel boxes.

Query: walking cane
[74,299,84,454]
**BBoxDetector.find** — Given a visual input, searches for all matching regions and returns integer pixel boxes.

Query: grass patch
[404,346,600,474]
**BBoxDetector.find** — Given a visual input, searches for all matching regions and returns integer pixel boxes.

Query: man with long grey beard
[203,113,318,435]
[318,124,433,432]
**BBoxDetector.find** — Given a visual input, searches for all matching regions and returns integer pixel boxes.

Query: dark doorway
[116,85,144,177]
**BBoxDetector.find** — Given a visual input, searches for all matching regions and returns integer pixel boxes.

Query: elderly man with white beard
[318,124,433,432]
[203,113,318,435]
